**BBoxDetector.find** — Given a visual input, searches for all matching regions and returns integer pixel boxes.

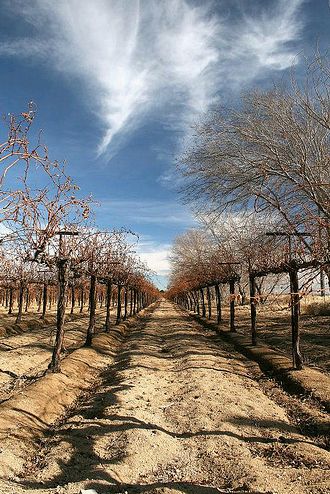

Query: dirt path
[0,308,109,402]
[2,300,330,494]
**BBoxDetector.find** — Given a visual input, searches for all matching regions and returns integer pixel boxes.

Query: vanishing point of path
[2,300,330,494]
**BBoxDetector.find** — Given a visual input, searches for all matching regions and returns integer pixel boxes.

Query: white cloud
[236,0,304,71]
[1,0,304,155]
[138,247,171,276]
[135,236,171,289]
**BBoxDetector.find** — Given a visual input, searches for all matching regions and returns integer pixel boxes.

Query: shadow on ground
[17,305,324,494]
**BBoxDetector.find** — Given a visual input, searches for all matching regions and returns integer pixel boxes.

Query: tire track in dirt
[7,300,330,494]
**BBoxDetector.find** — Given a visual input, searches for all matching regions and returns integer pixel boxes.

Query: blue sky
[0,0,329,288]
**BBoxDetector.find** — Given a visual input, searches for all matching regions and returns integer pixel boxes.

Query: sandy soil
[0,307,110,402]
[1,300,328,494]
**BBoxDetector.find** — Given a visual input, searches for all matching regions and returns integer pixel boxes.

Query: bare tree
[180,53,330,266]
[0,106,92,371]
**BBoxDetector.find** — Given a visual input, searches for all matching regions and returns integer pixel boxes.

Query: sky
[0,0,329,289]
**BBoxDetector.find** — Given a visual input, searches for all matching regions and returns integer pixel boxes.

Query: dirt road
[2,300,330,494]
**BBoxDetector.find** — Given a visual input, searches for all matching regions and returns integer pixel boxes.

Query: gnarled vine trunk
[85,273,96,347]
[49,258,69,372]
[104,279,112,332]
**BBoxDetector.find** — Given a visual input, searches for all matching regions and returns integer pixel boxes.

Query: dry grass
[204,295,330,374]
[303,301,330,316]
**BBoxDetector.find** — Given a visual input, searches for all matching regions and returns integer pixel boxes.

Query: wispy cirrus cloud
[1,0,305,154]
[229,0,305,74]
[97,199,197,227]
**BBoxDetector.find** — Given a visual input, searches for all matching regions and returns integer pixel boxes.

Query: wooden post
[200,288,206,317]
[48,288,52,310]
[289,265,303,370]
[133,288,137,315]
[320,267,325,297]
[16,281,24,323]
[70,284,75,314]
[104,279,112,332]
[195,290,200,315]
[191,291,197,313]
[41,282,48,320]
[123,286,128,320]
[249,273,257,345]
[206,285,212,319]
[49,257,69,372]
[188,292,192,311]
[8,287,13,315]
[214,283,222,323]
[229,278,236,332]
[85,274,96,346]
[80,286,84,313]
[49,230,78,372]
[37,288,42,312]
[116,284,122,324]
[24,286,29,312]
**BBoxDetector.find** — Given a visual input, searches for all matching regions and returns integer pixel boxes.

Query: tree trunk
[238,283,247,305]
[289,266,303,370]
[70,284,75,314]
[229,279,236,332]
[41,282,48,320]
[80,286,84,313]
[116,284,122,324]
[249,274,257,345]
[37,288,42,312]
[133,289,137,315]
[195,290,200,315]
[49,258,69,372]
[214,284,222,323]
[186,292,192,311]
[85,274,96,347]
[123,287,128,320]
[255,280,265,304]
[137,291,141,312]
[104,279,112,332]
[8,287,14,315]
[189,292,194,311]
[320,267,325,297]
[15,282,25,323]
[24,287,29,312]
[193,291,199,313]
[206,285,212,319]
[200,288,206,317]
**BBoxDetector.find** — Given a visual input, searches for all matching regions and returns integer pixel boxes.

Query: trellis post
[289,262,303,369]
[249,272,257,345]
[229,278,236,332]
